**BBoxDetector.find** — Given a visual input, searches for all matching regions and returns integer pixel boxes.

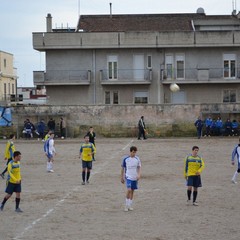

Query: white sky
[0,0,238,86]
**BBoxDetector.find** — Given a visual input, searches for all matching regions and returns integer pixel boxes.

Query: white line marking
[13,139,134,240]
[122,139,134,150]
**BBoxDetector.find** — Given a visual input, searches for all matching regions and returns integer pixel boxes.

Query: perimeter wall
[2,104,240,138]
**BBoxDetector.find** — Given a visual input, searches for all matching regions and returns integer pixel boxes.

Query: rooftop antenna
[78,0,81,17]
[110,2,112,18]
[232,0,237,15]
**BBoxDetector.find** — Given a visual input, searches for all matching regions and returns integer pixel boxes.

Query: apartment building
[33,9,240,105]
[0,51,17,103]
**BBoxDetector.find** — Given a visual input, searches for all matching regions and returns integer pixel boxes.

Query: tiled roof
[77,14,238,32]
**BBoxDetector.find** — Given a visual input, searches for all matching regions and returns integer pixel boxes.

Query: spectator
[215,117,223,136]
[24,119,33,139]
[224,119,232,136]
[37,119,46,141]
[138,116,146,140]
[86,126,96,161]
[194,117,203,139]
[60,117,66,139]
[232,120,239,136]
[47,118,55,132]
[204,116,212,137]
[210,118,217,136]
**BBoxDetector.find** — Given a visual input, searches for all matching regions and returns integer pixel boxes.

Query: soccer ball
[170,83,180,92]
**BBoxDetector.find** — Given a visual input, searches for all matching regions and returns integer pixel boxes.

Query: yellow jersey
[7,160,21,184]
[184,155,205,178]
[4,140,15,160]
[80,143,96,161]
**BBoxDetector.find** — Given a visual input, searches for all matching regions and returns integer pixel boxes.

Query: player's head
[49,132,55,138]
[192,146,199,156]
[192,146,199,151]
[13,151,21,160]
[130,146,137,157]
[84,135,90,142]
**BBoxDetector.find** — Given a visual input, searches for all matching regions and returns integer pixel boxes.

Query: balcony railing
[33,70,91,86]
[161,67,240,83]
[100,69,152,85]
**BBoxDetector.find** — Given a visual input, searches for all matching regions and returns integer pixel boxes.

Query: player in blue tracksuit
[231,139,240,184]
[194,117,203,139]
[205,116,212,137]
[215,117,223,136]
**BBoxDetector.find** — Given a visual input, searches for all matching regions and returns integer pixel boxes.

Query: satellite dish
[196,7,205,14]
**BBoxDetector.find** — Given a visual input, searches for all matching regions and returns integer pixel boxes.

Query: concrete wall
[8,104,240,139]
[38,47,240,105]
[33,31,240,50]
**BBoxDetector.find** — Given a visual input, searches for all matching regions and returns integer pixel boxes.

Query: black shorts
[82,160,92,169]
[187,176,202,188]
[5,181,21,194]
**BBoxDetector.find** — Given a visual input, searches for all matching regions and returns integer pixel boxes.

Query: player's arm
[79,147,82,159]
[197,158,205,175]
[231,146,237,165]
[183,157,188,179]
[4,142,10,160]
[121,167,125,183]
[137,166,141,180]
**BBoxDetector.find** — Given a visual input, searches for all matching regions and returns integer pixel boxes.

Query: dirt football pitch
[0,137,239,240]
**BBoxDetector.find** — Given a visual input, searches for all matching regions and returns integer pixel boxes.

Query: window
[176,55,185,79]
[4,59,6,68]
[223,89,236,103]
[105,91,110,104]
[108,55,118,80]
[165,55,173,79]
[8,83,10,94]
[223,54,236,78]
[134,91,148,104]
[113,91,119,104]
[147,55,152,69]
[105,91,119,104]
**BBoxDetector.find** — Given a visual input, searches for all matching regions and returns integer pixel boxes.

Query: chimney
[110,2,112,18]
[46,13,52,32]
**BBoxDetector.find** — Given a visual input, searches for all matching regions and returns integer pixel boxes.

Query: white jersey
[122,155,141,181]
[44,138,56,155]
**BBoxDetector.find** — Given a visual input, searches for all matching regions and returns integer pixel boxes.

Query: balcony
[33,70,91,86]
[100,69,152,85]
[161,67,240,84]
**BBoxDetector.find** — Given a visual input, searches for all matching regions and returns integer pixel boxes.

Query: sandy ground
[0,136,239,240]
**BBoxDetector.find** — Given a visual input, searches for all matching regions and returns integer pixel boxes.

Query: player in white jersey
[44,132,56,173]
[121,146,141,212]
[231,139,240,184]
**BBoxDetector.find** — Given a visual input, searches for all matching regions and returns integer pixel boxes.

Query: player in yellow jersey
[0,151,23,212]
[184,146,205,206]
[0,134,16,179]
[79,135,96,185]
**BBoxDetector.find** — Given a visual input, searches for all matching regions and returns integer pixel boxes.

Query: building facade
[33,10,240,105]
[0,51,17,104]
